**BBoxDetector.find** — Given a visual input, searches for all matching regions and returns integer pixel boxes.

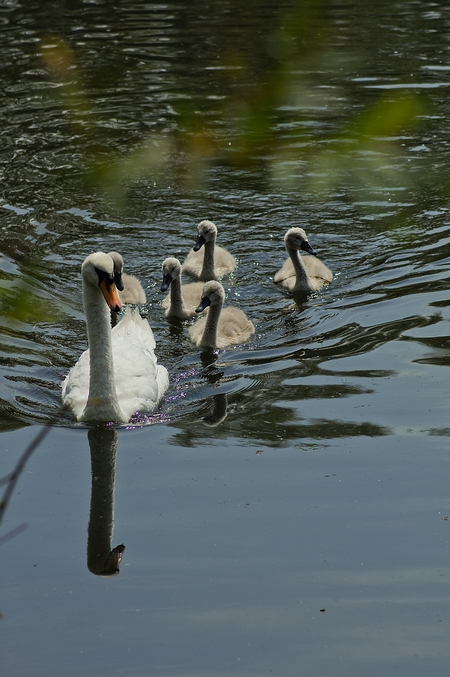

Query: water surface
[2,1,450,676]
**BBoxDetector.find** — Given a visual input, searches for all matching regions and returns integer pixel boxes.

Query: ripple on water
[1,195,449,440]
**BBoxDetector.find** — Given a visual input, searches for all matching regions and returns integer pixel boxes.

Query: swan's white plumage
[182,220,236,281]
[161,257,206,319]
[108,251,146,305]
[188,281,254,349]
[62,252,168,423]
[274,227,332,293]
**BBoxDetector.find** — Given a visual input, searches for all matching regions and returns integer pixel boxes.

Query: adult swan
[62,252,169,423]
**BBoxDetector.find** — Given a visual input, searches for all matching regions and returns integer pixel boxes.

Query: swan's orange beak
[99,278,122,312]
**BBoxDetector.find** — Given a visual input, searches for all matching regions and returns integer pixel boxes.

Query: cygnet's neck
[168,275,187,315]
[81,280,124,422]
[200,236,217,281]
[286,244,313,292]
[200,301,222,348]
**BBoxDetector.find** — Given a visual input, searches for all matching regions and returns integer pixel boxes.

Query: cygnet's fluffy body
[274,228,332,293]
[182,220,236,281]
[108,251,146,305]
[160,257,206,319]
[188,281,255,349]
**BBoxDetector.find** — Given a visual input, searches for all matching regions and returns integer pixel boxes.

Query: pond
[2,1,450,675]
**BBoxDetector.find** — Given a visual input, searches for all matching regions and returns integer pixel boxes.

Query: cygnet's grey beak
[193,234,206,252]
[301,240,317,256]
[160,272,172,292]
[195,295,211,313]
[113,270,125,291]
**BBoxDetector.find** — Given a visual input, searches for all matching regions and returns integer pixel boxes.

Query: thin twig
[0,425,52,527]
[0,522,28,546]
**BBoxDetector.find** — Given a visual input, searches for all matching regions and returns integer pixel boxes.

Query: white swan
[108,251,146,305]
[274,227,333,293]
[62,252,168,423]
[160,257,207,319]
[188,281,255,348]
[182,220,236,281]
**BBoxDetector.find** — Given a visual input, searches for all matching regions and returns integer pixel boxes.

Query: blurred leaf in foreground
[0,283,58,325]
[39,3,432,208]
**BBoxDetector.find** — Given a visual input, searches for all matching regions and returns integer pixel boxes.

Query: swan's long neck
[287,245,313,292]
[81,281,125,422]
[200,302,222,348]
[200,237,217,281]
[169,275,187,314]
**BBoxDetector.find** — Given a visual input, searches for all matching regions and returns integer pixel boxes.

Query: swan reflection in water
[87,427,125,576]
[85,395,226,578]
[201,393,228,427]
[199,349,228,427]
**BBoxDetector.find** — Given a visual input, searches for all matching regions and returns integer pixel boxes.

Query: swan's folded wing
[61,349,90,419]
[112,336,168,418]
[188,315,207,346]
[216,307,255,348]
[181,248,203,277]
[112,310,168,418]
[180,282,205,311]
[112,307,156,350]
[302,255,333,282]
[182,247,235,278]
[214,245,236,276]
[274,258,295,283]
[162,281,205,318]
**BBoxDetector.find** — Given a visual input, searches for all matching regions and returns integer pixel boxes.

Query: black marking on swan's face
[95,266,115,292]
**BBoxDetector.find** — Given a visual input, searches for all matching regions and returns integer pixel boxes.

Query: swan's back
[188,295,255,348]
[111,309,168,416]
[183,246,235,279]
[274,256,332,290]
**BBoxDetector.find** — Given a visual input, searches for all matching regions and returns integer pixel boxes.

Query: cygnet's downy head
[107,251,125,291]
[284,227,317,256]
[161,257,182,292]
[82,252,122,312]
[193,220,217,252]
[195,280,225,313]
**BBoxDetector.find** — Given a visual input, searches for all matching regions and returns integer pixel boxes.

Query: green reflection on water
[38,0,429,207]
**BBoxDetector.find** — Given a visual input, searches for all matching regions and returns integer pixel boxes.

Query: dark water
[2,1,450,676]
